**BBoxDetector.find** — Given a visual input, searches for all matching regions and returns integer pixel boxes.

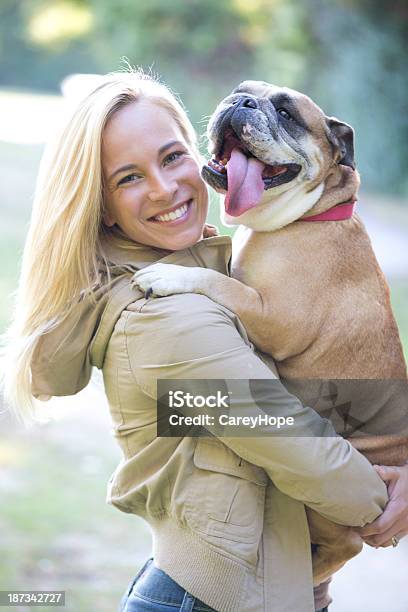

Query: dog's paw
[131,263,199,298]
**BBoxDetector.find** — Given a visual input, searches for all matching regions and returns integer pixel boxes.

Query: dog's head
[202,80,356,230]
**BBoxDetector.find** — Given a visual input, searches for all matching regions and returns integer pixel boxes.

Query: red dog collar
[298,200,356,222]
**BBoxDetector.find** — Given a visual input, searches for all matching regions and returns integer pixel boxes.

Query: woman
[2,71,407,612]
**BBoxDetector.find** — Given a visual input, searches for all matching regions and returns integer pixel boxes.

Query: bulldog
[133,81,408,585]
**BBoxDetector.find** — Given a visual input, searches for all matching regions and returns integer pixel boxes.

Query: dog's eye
[277,108,293,121]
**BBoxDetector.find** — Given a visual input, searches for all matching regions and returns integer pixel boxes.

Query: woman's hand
[356,464,408,548]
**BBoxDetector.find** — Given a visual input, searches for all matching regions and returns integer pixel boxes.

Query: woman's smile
[148,199,192,224]
[102,100,208,250]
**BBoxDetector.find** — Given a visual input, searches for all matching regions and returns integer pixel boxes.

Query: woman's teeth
[153,202,189,222]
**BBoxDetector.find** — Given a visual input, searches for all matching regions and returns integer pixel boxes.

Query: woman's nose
[147,171,177,202]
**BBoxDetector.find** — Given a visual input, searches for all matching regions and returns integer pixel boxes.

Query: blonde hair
[1,70,201,426]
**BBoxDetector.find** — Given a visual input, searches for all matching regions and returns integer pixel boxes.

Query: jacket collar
[99,226,232,276]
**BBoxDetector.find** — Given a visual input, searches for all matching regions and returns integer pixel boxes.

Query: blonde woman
[2,71,404,612]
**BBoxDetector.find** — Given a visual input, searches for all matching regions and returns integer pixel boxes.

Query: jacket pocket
[186,437,268,544]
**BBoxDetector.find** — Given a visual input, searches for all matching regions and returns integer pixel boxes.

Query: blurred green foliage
[0,0,407,195]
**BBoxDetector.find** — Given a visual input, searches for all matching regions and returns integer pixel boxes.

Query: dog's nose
[240,97,258,109]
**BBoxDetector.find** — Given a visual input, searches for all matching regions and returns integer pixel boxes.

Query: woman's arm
[356,463,408,546]
[122,291,387,527]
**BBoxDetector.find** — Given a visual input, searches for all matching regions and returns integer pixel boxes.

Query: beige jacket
[31,230,387,612]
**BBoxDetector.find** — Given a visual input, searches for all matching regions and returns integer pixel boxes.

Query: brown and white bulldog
[133,81,408,584]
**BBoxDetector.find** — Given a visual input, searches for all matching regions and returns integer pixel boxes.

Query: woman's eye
[118,173,141,186]
[277,108,293,121]
[163,150,186,165]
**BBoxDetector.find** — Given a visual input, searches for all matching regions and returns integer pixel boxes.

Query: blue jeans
[119,556,329,612]
[118,557,216,611]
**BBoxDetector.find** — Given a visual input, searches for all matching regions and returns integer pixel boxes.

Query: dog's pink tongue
[225,148,265,217]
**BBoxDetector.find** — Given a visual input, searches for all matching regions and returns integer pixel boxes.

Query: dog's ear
[326,117,355,170]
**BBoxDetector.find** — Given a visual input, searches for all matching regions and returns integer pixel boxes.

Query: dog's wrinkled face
[202,80,355,226]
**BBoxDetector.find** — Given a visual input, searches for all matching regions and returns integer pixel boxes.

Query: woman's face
[102,99,208,250]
